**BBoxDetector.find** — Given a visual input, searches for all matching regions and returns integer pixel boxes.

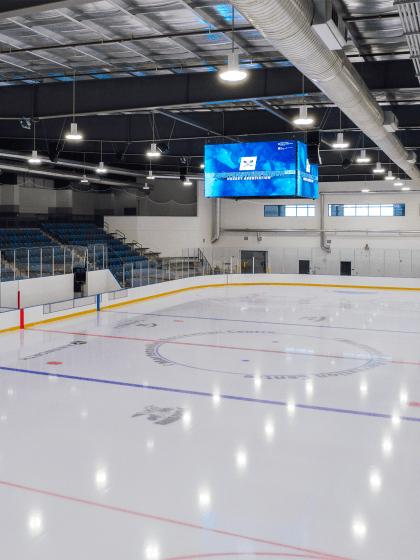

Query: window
[328,204,405,217]
[264,204,315,217]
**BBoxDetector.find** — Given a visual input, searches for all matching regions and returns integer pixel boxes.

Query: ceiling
[0,0,419,186]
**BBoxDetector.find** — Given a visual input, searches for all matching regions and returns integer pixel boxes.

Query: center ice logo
[239,156,257,171]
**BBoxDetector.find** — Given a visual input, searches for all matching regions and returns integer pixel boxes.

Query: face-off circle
[153,330,386,380]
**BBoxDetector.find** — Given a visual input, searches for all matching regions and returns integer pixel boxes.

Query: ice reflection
[264,421,274,440]
[305,380,313,395]
[145,541,160,560]
[198,488,211,509]
[352,518,367,539]
[360,382,368,396]
[183,411,192,427]
[95,468,107,489]
[382,436,392,455]
[370,471,382,491]
[236,450,247,469]
[147,440,154,450]
[28,512,43,536]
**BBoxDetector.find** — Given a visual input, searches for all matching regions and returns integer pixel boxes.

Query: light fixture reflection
[305,380,313,394]
[95,468,107,489]
[370,471,382,491]
[264,421,274,439]
[198,489,211,509]
[254,376,261,389]
[352,519,367,539]
[213,393,221,405]
[28,512,43,536]
[360,382,368,396]
[145,542,160,560]
[236,451,247,469]
[183,411,191,427]
[382,437,392,455]
[392,414,401,426]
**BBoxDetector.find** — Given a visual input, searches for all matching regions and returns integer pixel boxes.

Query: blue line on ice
[1,365,419,423]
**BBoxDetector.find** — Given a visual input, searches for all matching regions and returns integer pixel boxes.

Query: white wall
[86,269,121,295]
[18,274,74,308]
[105,180,212,256]
[1,280,19,308]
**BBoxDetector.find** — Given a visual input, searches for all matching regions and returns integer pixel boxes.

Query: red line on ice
[0,480,352,560]
[30,328,418,366]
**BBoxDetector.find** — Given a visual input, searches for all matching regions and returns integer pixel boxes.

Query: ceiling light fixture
[81,153,89,183]
[28,150,41,164]
[28,122,41,164]
[385,170,395,180]
[96,142,107,173]
[373,161,385,174]
[200,163,205,169]
[333,111,348,148]
[66,73,83,141]
[220,7,248,83]
[333,132,348,149]
[294,104,314,126]
[394,172,403,187]
[148,170,155,179]
[362,189,370,193]
[294,75,314,126]
[184,177,193,186]
[147,112,161,157]
[402,187,410,191]
[357,149,370,163]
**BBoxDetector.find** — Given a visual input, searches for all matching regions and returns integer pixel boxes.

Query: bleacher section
[0,228,56,249]
[0,224,162,287]
[41,222,153,286]
[0,228,61,281]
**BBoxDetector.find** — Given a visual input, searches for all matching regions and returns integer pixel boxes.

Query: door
[340,261,352,276]
[241,251,267,274]
[299,260,310,274]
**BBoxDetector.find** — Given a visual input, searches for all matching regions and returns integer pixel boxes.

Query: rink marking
[0,480,352,560]
[28,328,419,366]
[109,310,420,337]
[1,365,420,423]
[163,554,335,560]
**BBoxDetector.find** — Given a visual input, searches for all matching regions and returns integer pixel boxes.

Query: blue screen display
[296,141,319,198]
[204,140,318,198]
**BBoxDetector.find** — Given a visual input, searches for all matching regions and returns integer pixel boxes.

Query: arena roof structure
[0,0,419,186]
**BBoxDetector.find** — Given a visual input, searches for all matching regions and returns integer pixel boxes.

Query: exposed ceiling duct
[229,0,420,185]
[0,161,138,188]
[0,149,203,182]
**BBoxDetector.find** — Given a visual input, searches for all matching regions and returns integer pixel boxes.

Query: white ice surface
[0,285,419,560]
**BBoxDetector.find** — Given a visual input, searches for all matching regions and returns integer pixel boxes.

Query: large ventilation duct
[229,0,420,185]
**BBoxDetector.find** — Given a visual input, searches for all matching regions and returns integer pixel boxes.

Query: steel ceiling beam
[0,61,417,120]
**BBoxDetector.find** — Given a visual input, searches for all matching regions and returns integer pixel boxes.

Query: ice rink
[0,284,419,560]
